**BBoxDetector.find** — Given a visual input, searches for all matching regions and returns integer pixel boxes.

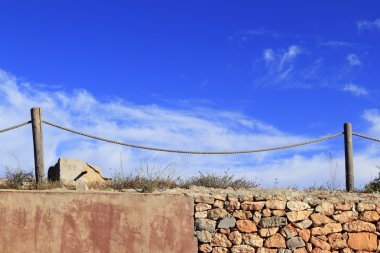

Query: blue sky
[1,1,380,188]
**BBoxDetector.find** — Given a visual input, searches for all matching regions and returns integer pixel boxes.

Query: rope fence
[1,107,380,191]
[353,132,380,143]
[0,121,31,133]
[42,120,343,154]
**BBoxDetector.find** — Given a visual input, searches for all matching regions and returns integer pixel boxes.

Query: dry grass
[179,171,259,189]
[0,168,63,190]
[110,162,178,193]
[0,163,259,192]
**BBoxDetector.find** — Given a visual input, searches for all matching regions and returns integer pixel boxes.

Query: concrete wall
[0,190,197,253]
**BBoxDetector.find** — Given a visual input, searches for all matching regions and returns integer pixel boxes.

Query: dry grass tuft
[179,170,259,189]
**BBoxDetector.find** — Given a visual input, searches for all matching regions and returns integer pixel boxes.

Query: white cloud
[0,69,318,176]
[346,54,361,66]
[279,45,301,69]
[363,109,380,136]
[320,41,362,48]
[263,49,274,62]
[343,83,368,96]
[357,18,380,32]
[231,29,280,42]
[1,68,379,188]
[258,45,302,83]
[242,29,279,37]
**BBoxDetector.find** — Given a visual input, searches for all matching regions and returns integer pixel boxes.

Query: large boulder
[48,158,108,184]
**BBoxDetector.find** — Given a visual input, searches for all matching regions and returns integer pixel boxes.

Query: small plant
[4,168,34,189]
[87,180,113,191]
[327,152,340,191]
[0,165,63,190]
[273,178,279,188]
[111,161,178,193]
[364,166,380,193]
[179,170,258,189]
[305,182,329,192]
[35,180,63,190]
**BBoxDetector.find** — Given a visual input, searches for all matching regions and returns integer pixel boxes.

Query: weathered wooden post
[31,107,45,183]
[344,122,354,192]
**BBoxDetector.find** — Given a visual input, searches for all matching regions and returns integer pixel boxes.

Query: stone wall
[1,188,380,253]
[192,190,380,253]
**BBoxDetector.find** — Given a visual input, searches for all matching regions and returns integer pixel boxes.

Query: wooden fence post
[31,107,45,183]
[344,122,354,192]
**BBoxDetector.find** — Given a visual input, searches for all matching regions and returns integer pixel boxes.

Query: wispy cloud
[263,49,274,62]
[343,83,368,96]
[229,28,279,42]
[259,45,303,83]
[346,53,362,66]
[1,68,379,188]
[319,40,364,48]
[240,29,279,37]
[363,109,380,135]
[279,45,302,70]
[0,68,325,183]
[357,18,380,32]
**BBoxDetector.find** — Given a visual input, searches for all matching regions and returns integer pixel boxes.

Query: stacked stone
[194,194,380,253]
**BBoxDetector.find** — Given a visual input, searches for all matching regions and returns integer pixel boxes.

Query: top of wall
[1,186,380,203]
[158,187,380,204]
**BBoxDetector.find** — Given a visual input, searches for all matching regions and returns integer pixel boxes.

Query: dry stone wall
[192,191,380,253]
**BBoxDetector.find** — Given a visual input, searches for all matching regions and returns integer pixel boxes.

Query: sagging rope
[42,120,344,154]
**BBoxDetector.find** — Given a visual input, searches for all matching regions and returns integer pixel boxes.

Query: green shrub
[365,167,380,192]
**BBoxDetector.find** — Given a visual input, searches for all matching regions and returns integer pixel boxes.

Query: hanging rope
[0,121,31,134]
[42,120,343,154]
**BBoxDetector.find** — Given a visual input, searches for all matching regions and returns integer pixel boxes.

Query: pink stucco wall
[0,190,197,253]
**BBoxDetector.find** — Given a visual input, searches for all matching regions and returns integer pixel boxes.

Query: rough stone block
[241,201,265,211]
[211,233,232,248]
[259,216,287,228]
[243,234,264,247]
[266,200,286,210]
[208,208,229,220]
[286,236,306,249]
[195,218,217,233]
[315,202,334,216]
[199,244,213,253]
[195,195,215,204]
[48,158,108,183]
[231,245,255,253]
[287,210,313,222]
[236,219,257,233]
[343,220,376,232]
[294,219,313,229]
[310,213,334,226]
[228,231,242,245]
[259,227,279,237]
[347,232,377,251]
[264,233,286,248]
[196,231,213,243]
[311,223,342,236]
[332,211,358,223]
[218,215,236,229]
[287,201,311,211]
[357,203,376,212]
